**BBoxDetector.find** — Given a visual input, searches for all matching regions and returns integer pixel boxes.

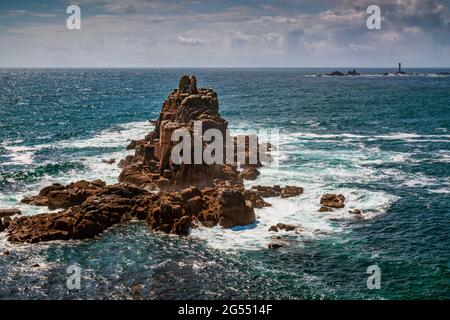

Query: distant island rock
[326,70,360,76]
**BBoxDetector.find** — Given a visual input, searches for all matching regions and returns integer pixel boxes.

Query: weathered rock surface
[9,182,257,242]
[8,184,151,243]
[250,185,282,197]
[243,190,271,209]
[117,75,268,191]
[320,194,346,208]
[268,223,298,232]
[238,167,260,180]
[0,217,12,232]
[250,185,303,199]
[146,186,255,233]
[0,208,21,218]
[280,186,304,198]
[21,180,106,210]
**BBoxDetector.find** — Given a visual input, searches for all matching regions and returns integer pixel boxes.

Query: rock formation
[320,193,346,209]
[21,180,106,210]
[118,75,271,191]
[9,184,150,243]
[250,185,303,198]
[0,208,21,218]
[6,76,308,244]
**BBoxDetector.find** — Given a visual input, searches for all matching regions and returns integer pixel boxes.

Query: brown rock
[118,165,152,186]
[21,180,106,210]
[319,206,333,212]
[8,184,151,243]
[268,242,284,249]
[238,167,260,180]
[320,194,346,208]
[250,185,282,197]
[271,223,298,232]
[280,186,303,198]
[243,190,271,209]
[163,169,173,179]
[0,208,21,218]
[102,159,116,165]
[154,177,171,190]
[218,189,255,228]
[180,186,202,201]
[250,185,303,199]
[171,215,191,235]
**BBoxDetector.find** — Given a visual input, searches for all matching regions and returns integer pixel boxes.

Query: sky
[0,0,449,67]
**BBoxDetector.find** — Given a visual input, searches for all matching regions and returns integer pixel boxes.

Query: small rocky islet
[3,76,356,246]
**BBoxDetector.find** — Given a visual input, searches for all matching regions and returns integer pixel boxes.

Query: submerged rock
[268,223,298,232]
[349,209,363,218]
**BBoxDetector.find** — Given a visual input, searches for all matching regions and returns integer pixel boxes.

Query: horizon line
[1,66,450,69]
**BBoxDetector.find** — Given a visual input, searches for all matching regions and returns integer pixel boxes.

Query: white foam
[0,121,152,216]
[191,180,397,251]
[1,145,37,165]
[291,131,450,142]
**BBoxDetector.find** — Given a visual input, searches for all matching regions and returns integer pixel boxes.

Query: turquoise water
[0,68,449,299]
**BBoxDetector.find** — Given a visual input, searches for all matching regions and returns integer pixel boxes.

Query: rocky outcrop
[8,184,151,243]
[0,208,21,218]
[0,217,12,232]
[7,76,354,246]
[268,223,299,232]
[243,190,271,209]
[146,186,255,233]
[238,167,260,180]
[250,185,303,199]
[117,75,267,191]
[327,70,360,76]
[318,206,333,212]
[320,194,346,209]
[328,71,345,76]
[21,180,106,210]
[280,186,304,198]
[347,69,360,76]
[9,181,257,242]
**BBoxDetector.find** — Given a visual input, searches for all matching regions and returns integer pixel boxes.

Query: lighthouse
[396,62,405,74]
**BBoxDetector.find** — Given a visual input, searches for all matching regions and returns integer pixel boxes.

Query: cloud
[4,10,57,18]
[0,0,449,67]
[177,35,203,46]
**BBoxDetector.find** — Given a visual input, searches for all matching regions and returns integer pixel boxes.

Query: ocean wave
[305,73,450,78]
[291,132,450,142]
[191,181,398,251]
[0,121,151,215]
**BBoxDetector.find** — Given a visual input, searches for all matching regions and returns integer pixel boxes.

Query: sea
[0,68,449,299]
